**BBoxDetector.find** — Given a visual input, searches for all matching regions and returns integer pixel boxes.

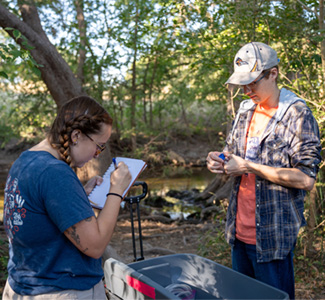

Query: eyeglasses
[83,133,106,156]
[244,70,270,88]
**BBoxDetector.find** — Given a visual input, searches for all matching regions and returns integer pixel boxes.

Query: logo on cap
[235,57,248,66]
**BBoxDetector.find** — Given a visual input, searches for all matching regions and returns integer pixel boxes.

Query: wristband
[106,192,123,200]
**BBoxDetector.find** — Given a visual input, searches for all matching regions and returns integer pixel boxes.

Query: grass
[0,231,8,297]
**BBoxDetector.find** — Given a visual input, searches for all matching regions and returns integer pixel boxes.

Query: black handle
[124,181,148,204]
[123,181,147,261]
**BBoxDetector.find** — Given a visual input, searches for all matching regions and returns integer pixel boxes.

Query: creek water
[0,167,215,222]
[138,167,215,219]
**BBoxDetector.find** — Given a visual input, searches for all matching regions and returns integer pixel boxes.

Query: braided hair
[48,96,113,165]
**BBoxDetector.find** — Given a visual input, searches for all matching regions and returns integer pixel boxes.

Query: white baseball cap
[225,42,279,85]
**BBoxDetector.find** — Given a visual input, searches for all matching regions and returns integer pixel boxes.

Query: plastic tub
[104,253,289,300]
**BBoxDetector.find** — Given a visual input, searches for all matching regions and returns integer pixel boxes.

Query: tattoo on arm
[66,217,94,252]
[68,225,80,245]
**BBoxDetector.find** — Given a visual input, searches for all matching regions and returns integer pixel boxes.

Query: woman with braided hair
[2,96,132,299]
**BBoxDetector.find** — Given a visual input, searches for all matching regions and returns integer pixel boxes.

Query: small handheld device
[219,153,225,160]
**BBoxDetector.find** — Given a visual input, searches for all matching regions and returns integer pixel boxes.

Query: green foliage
[0,28,43,79]
[0,1,323,161]
[0,237,9,282]
[198,218,231,268]
[161,165,193,178]
[0,0,323,160]
[0,3,324,297]
[294,225,325,289]
[0,94,19,146]
[0,92,56,146]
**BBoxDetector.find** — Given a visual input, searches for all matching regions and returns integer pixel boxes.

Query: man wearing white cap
[206,42,321,299]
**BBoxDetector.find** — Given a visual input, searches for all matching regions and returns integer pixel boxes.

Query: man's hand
[224,154,248,177]
[206,151,226,174]
[224,154,315,190]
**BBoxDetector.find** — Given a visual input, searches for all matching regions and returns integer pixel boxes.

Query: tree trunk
[142,57,150,124]
[149,56,158,127]
[319,0,325,96]
[196,174,233,206]
[305,185,318,256]
[179,97,189,129]
[0,1,110,182]
[74,0,87,84]
[0,2,85,109]
[130,2,139,151]
[227,85,235,136]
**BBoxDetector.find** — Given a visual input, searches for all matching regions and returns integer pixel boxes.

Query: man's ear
[270,67,278,80]
[71,129,81,144]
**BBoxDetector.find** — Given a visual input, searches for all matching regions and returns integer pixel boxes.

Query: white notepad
[88,157,147,209]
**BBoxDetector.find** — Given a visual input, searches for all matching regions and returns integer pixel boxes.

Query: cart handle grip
[124,181,148,204]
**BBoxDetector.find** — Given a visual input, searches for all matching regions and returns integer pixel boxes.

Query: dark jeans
[232,239,295,300]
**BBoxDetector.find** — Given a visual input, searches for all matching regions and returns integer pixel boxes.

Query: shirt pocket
[264,135,289,167]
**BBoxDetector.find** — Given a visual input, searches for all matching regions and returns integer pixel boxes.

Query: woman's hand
[109,162,132,195]
[83,175,103,196]
[65,162,132,259]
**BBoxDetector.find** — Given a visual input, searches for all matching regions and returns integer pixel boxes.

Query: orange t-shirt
[236,104,278,245]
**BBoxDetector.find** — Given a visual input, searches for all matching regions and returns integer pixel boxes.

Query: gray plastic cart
[106,182,289,299]
[104,253,289,300]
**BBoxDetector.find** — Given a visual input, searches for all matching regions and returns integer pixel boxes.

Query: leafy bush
[0,91,56,147]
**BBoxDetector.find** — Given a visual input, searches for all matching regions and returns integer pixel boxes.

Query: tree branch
[296,0,319,19]
[0,3,85,107]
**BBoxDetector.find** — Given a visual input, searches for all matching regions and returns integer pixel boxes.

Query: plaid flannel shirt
[224,88,321,262]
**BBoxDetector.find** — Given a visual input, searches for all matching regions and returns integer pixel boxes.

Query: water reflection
[139,168,215,219]
[141,168,214,197]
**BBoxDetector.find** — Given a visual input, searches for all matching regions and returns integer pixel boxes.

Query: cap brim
[225,70,262,85]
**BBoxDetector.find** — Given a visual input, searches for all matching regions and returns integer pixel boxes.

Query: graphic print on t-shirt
[4,176,26,242]
[245,136,260,163]
[245,105,278,163]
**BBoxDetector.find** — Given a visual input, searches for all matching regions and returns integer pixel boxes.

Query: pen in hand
[112,157,117,169]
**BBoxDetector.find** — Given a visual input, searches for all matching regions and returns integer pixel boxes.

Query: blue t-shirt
[3,151,103,295]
